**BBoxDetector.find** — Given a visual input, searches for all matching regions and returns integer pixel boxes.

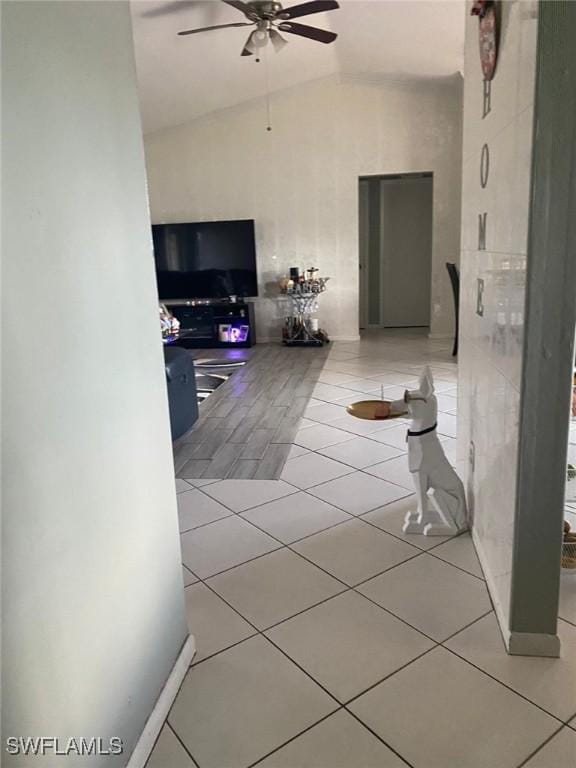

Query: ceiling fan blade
[277,0,339,20]
[222,0,259,20]
[141,1,203,19]
[269,28,288,52]
[277,21,337,43]
[178,21,253,35]
[241,30,256,56]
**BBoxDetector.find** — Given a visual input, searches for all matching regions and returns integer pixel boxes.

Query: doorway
[359,173,433,332]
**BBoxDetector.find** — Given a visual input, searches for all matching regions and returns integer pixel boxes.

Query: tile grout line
[441,644,568,727]
[189,490,449,645]
[314,450,410,473]
[298,401,455,446]
[185,623,260,669]
[291,447,480,579]
[332,611,500,707]
[283,460,414,496]
[172,348,566,768]
[181,506,352,542]
[414,542,487,582]
[302,457,419,496]
[188,471,483,585]
[165,721,201,768]
[245,709,346,768]
[186,483,417,580]
[291,476,414,512]
[339,609,497,710]
[184,589,376,761]
[188,544,285,582]
[340,708,416,768]
[357,511,465,554]
[179,539,565,746]
[191,517,426,646]
[304,399,458,431]
[195,480,302,507]
[349,543,486,590]
[341,644,440,709]
[514,722,570,768]
[192,535,438,651]
[209,532,448,647]
[438,608,495,645]
[182,394,480,605]
[254,631,418,768]
[194,451,426,510]
[149,654,206,767]
[314,370,455,392]
[178,512,236,536]
[183,483,490,646]
[141,721,167,768]
[240,511,356,547]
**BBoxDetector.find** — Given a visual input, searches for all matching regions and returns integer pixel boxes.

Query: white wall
[380,176,433,328]
[2,2,188,763]
[457,0,538,644]
[144,74,463,341]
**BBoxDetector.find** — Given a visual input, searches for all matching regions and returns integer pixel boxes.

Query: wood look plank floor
[174,344,329,480]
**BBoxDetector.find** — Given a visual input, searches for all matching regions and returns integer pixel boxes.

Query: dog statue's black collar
[407,423,437,437]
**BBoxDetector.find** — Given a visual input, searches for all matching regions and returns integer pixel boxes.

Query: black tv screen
[152,220,258,300]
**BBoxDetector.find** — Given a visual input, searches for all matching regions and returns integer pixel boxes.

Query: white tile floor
[151,332,576,768]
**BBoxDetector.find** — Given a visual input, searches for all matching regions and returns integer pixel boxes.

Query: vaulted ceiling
[131,0,465,135]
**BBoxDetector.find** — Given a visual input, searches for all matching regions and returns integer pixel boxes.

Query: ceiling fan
[177,0,339,58]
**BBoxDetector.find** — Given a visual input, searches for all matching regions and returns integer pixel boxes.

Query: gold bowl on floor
[346,400,407,421]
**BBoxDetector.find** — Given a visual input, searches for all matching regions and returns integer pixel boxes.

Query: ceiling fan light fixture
[269,28,288,52]
[253,27,269,47]
[175,0,340,57]
[243,30,258,55]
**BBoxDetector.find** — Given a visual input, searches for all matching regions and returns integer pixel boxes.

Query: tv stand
[165,300,256,349]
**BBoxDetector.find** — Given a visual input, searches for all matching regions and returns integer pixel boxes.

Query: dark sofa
[163,346,198,440]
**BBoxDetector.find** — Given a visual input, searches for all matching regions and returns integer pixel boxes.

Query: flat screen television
[152,219,258,300]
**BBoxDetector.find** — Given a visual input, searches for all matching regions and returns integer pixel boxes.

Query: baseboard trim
[256,335,361,343]
[330,335,361,341]
[126,634,196,768]
[508,631,561,658]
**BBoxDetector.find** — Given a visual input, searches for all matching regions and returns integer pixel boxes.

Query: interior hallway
[149,332,576,768]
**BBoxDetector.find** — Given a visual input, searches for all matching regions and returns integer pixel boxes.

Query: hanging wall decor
[471,0,499,81]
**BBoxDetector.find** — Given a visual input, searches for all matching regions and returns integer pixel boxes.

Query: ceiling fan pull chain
[264,44,272,132]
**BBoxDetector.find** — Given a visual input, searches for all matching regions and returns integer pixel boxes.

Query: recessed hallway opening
[359,174,433,334]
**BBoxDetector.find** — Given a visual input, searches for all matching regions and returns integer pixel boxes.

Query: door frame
[358,171,433,332]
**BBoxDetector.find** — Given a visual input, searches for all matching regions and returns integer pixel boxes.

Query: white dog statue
[391,367,468,536]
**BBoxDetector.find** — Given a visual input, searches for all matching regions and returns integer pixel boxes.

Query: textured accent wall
[144,74,463,341]
[457,0,538,641]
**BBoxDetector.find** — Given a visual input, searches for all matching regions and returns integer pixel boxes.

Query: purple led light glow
[219,324,249,343]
